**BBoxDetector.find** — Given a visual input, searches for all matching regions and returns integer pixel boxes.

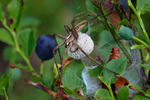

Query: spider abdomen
[68,32,94,59]
[35,35,57,61]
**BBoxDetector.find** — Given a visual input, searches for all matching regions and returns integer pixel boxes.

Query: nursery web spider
[53,11,118,78]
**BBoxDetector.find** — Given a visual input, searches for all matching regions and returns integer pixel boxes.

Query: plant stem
[133,37,149,48]
[3,87,8,100]
[107,85,115,100]
[40,63,44,76]
[128,0,150,42]
[99,77,115,100]
[98,6,132,63]
[3,22,40,78]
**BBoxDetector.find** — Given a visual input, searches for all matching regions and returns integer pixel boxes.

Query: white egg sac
[68,32,94,59]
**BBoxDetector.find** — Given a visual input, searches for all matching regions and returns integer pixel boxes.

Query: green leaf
[61,85,85,100]
[139,64,150,70]
[61,85,77,96]
[29,77,43,83]
[119,19,129,26]
[17,28,35,57]
[98,30,117,62]
[14,63,31,71]
[103,57,127,84]
[106,58,127,75]
[42,63,53,88]
[94,88,113,100]
[7,68,21,81]
[117,86,129,100]
[146,88,150,97]
[0,3,5,21]
[62,60,85,92]
[131,45,145,49]
[41,61,56,88]
[7,0,20,28]
[142,2,150,14]
[103,69,116,85]
[56,37,66,54]
[0,74,10,95]
[136,0,150,14]
[134,95,150,100]
[3,46,22,63]
[86,0,98,15]
[88,66,103,77]
[96,97,113,100]
[129,84,145,94]
[0,28,14,45]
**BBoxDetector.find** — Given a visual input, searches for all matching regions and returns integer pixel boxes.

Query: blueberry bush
[1,0,150,100]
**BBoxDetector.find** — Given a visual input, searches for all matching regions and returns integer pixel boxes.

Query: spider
[52,11,118,78]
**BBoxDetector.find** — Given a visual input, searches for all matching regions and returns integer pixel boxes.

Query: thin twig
[97,5,132,63]
[25,79,57,99]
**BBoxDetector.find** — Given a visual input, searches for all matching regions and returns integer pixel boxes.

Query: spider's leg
[54,33,68,66]
[53,40,66,79]
[53,33,66,63]
[74,11,87,17]
[71,10,91,27]
[74,43,118,75]
[60,45,71,74]
[75,20,88,33]
[53,33,66,40]
[64,25,71,35]
[71,14,90,39]
[71,14,90,27]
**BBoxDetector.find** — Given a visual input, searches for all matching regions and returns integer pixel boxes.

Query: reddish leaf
[115,76,130,89]
[110,11,121,26]
[63,57,73,64]
[108,48,121,62]
[63,57,74,68]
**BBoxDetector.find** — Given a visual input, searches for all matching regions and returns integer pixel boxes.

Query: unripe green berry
[119,25,134,40]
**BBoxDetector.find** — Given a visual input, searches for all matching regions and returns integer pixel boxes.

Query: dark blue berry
[35,35,57,61]
[120,0,129,10]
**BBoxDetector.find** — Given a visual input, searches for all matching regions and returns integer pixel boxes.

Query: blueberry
[120,0,129,10]
[35,35,57,61]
